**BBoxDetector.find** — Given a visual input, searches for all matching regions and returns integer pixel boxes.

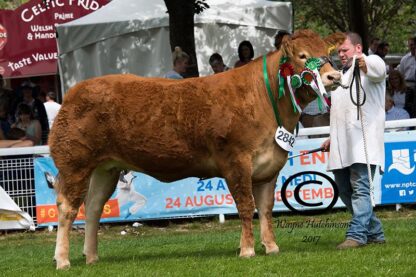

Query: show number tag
[275,126,295,152]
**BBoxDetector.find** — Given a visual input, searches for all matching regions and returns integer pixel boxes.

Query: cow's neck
[256,52,300,134]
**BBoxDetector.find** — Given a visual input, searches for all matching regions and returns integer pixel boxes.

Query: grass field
[1,207,415,276]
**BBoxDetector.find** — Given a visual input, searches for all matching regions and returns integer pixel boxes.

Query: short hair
[346,32,362,46]
[275,30,290,37]
[237,40,254,61]
[209,53,224,66]
[172,46,189,66]
[47,91,56,100]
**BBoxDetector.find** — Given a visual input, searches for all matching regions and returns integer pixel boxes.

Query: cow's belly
[251,141,287,184]
[100,154,220,183]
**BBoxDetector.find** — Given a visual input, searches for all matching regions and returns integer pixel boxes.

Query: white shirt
[44,101,61,129]
[328,55,386,172]
[398,52,416,83]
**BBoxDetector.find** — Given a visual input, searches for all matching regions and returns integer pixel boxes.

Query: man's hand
[357,56,367,74]
[321,138,330,152]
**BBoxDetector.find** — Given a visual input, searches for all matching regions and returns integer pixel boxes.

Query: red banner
[0,0,108,78]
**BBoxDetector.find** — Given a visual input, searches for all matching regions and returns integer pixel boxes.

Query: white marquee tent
[56,0,293,92]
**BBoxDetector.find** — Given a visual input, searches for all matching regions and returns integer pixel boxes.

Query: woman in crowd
[388,70,415,118]
[164,46,190,79]
[11,103,42,145]
[234,40,254,68]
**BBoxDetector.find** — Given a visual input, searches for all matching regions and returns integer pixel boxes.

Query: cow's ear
[324,32,346,54]
[280,34,293,58]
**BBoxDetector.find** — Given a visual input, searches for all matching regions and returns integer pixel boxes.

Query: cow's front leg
[84,166,119,265]
[221,157,255,257]
[253,178,279,255]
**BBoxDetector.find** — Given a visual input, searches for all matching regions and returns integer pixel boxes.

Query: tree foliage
[0,0,28,9]
[292,0,415,53]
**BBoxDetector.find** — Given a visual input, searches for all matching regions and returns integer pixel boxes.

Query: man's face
[337,38,362,66]
[370,39,380,52]
[22,89,33,103]
[408,39,415,56]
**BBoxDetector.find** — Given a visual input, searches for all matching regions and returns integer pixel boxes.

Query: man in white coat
[321,32,386,249]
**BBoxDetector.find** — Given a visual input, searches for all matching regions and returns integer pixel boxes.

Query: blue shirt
[164,70,183,79]
[386,106,410,121]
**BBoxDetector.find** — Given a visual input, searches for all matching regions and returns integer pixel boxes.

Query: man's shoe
[336,239,364,250]
[367,239,386,245]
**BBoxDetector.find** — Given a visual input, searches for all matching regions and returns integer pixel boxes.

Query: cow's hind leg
[221,157,256,257]
[253,178,279,255]
[83,165,120,265]
[54,172,90,270]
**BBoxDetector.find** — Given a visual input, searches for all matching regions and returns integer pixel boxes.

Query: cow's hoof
[86,255,99,265]
[266,246,280,255]
[56,259,71,270]
[239,247,255,258]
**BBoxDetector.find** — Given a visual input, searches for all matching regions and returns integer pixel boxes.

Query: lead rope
[359,105,376,207]
[342,56,375,207]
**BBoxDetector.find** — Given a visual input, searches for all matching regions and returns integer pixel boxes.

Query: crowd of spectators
[2,32,415,149]
[0,76,61,148]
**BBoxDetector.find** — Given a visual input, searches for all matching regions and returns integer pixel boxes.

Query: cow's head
[280,30,345,107]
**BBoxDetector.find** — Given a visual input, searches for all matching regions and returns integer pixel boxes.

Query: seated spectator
[44,91,61,129]
[11,103,42,145]
[0,105,10,139]
[17,86,49,143]
[164,46,190,79]
[209,53,230,74]
[388,70,415,118]
[385,93,410,131]
[274,30,290,50]
[234,40,254,68]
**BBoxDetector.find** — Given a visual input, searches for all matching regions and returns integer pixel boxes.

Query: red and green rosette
[305,57,321,71]
[301,69,315,85]
[278,59,293,98]
[280,63,294,78]
[290,74,302,89]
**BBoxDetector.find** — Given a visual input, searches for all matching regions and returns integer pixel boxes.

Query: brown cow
[49,30,345,269]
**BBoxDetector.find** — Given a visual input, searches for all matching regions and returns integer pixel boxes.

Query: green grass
[1,208,416,276]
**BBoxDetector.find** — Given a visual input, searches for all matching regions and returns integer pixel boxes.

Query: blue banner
[34,131,416,226]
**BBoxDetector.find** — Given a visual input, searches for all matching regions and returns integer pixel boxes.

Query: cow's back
[49,73,265,180]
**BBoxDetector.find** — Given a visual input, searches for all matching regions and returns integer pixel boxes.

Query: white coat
[328,54,386,172]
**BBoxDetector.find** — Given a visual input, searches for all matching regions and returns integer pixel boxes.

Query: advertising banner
[34,131,416,226]
[0,0,108,78]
